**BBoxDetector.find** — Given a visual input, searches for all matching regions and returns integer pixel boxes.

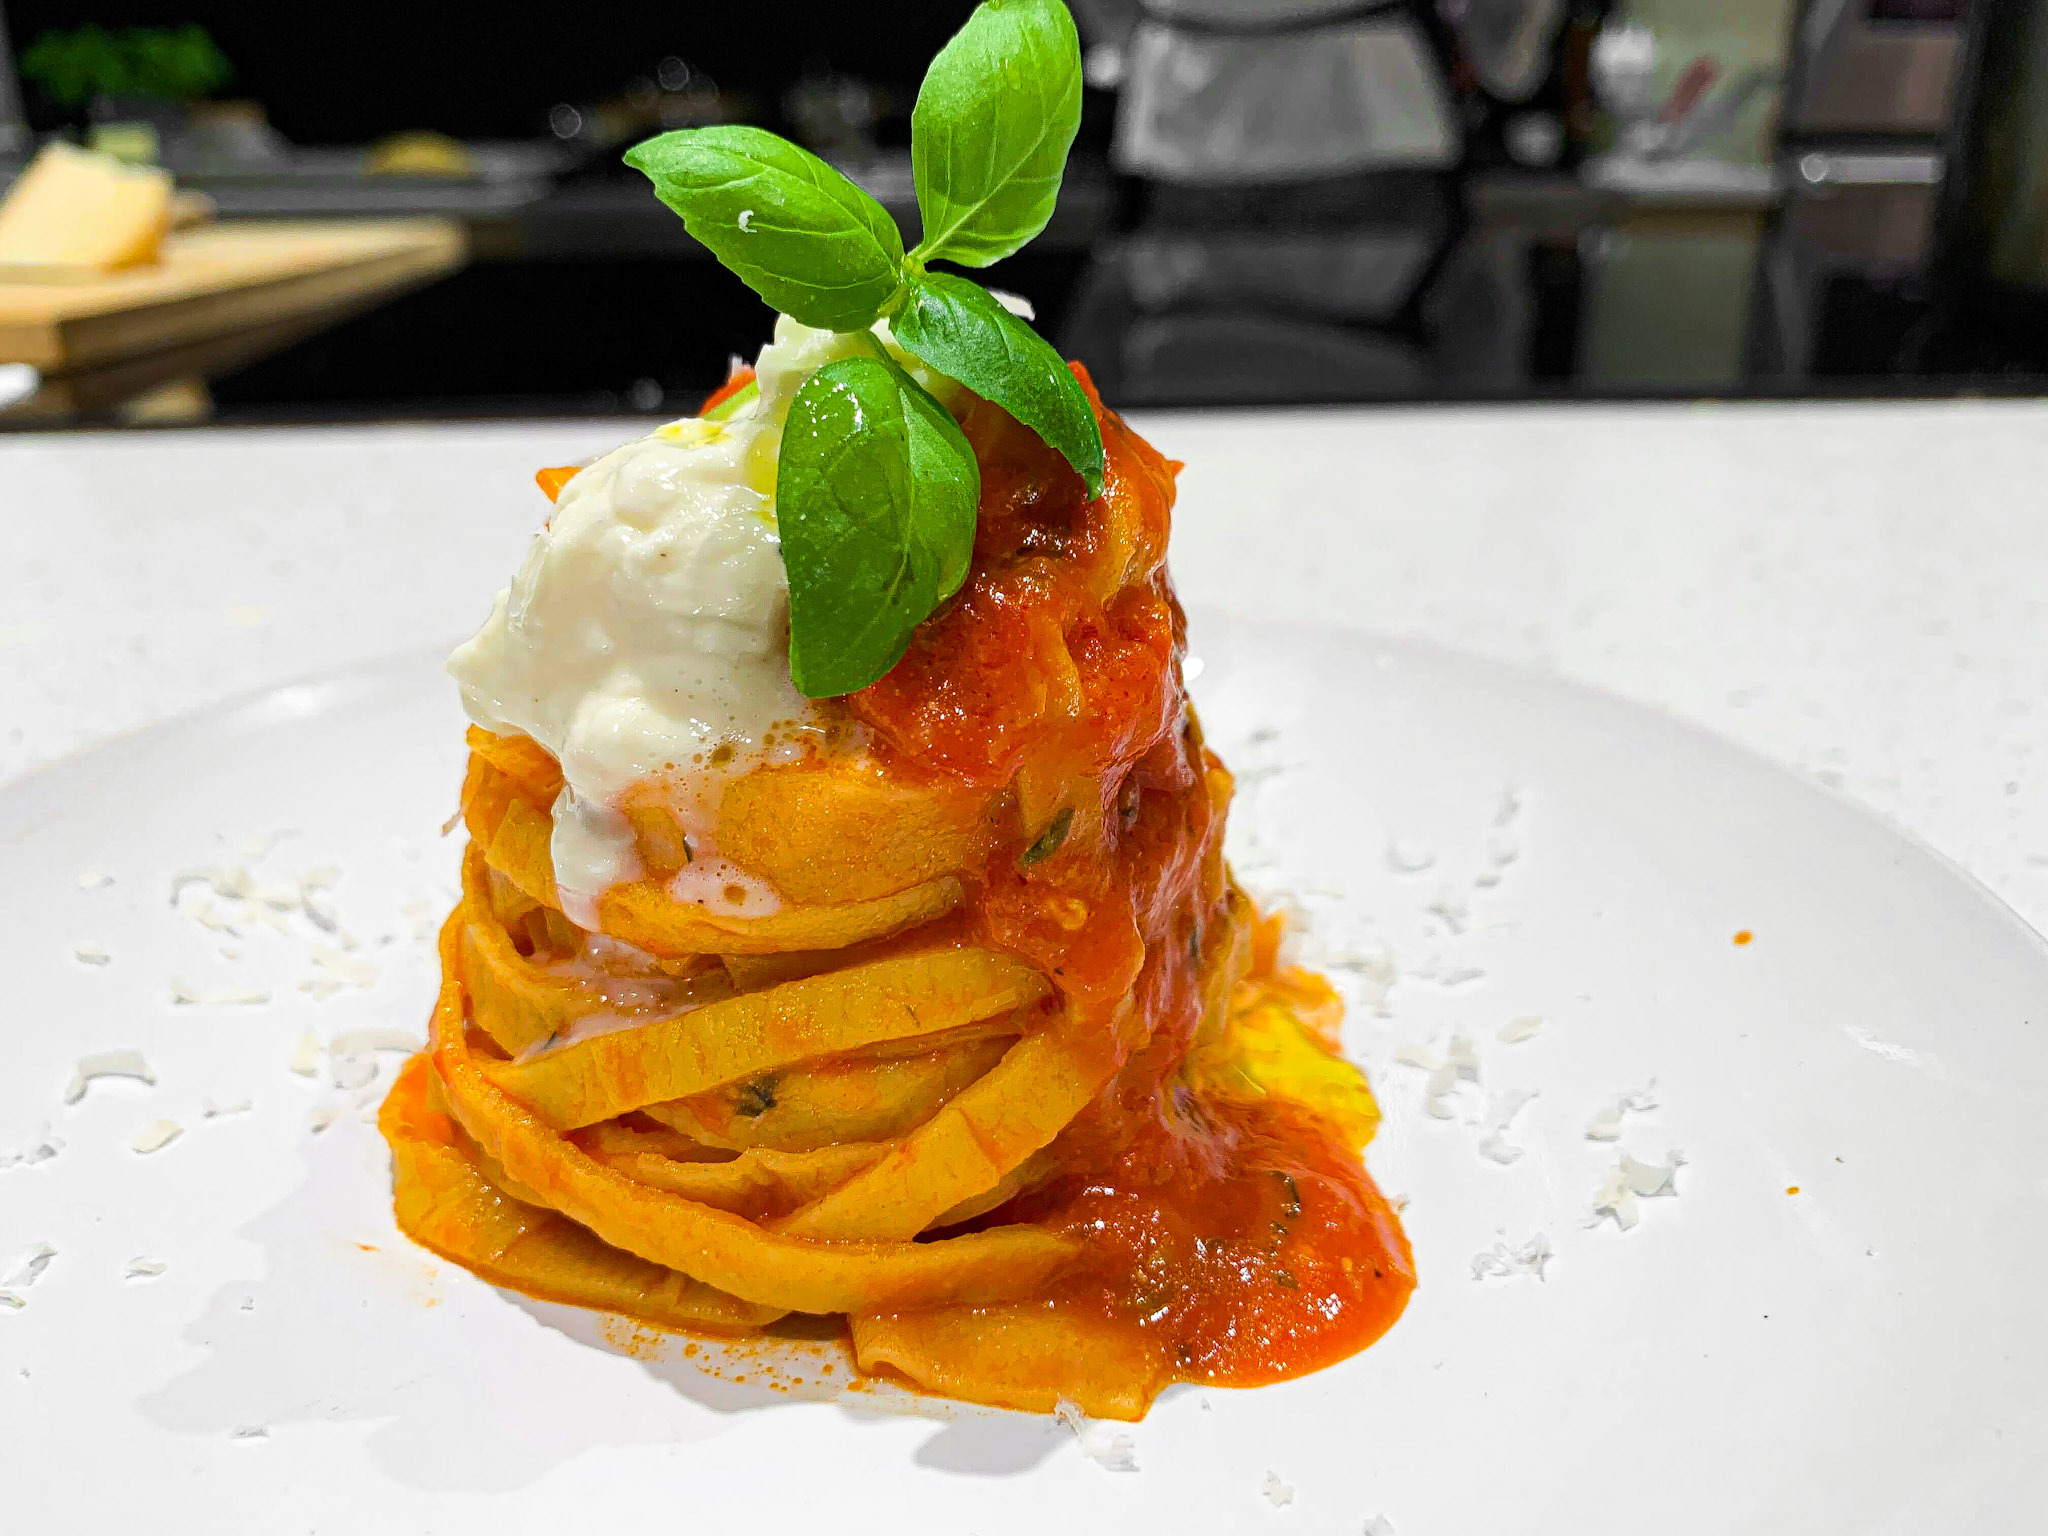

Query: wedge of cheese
[0,144,174,283]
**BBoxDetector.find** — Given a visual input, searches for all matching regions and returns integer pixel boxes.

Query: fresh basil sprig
[779,353,981,698]
[907,0,1084,268]
[625,0,1100,697]
[623,127,903,333]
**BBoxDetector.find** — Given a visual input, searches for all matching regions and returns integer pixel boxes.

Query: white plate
[4,616,2045,1534]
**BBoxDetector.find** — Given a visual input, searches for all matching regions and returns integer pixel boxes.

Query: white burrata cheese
[448,315,955,930]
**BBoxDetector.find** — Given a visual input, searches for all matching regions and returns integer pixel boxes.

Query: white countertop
[8,399,2048,931]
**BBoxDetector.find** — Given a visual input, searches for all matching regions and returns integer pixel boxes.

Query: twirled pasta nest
[385,729,1258,1379]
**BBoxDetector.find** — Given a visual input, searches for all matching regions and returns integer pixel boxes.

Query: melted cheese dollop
[448,316,952,929]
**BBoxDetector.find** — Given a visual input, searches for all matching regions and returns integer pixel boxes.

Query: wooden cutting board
[0,219,466,373]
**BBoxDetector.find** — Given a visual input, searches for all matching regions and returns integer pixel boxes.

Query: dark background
[7,0,2047,420]
[8,0,982,144]
[7,0,1104,416]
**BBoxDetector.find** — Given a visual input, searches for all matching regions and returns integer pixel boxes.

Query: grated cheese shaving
[1475,1133,1520,1163]
[130,1118,183,1154]
[1471,1233,1552,1281]
[310,943,378,989]
[64,1049,156,1104]
[0,1123,64,1169]
[171,864,251,903]
[176,852,369,970]
[1446,1039,1483,1119]
[328,1030,416,1094]
[1053,1397,1138,1471]
[309,1104,345,1134]
[170,979,272,1007]
[229,1424,269,1441]
[202,1096,252,1118]
[1383,839,1434,874]
[249,905,293,937]
[254,881,303,911]
[1476,1088,1537,1164]
[1592,1149,1684,1230]
[76,867,114,889]
[287,1033,322,1076]
[330,1053,377,1092]
[5,1242,56,1288]
[186,896,243,936]
[1423,1067,1460,1118]
[1585,1084,1657,1142]
[124,1257,165,1280]
[1424,892,1469,935]
[1409,953,1486,988]
[1401,1035,1480,1120]
[0,1291,22,1310]
[73,941,112,966]
[1263,1470,1295,1507]
[1498,1015,1545,1044]
[1622,1150,1682,1196]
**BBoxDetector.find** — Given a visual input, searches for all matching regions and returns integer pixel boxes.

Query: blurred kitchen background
[1,0,2044,423]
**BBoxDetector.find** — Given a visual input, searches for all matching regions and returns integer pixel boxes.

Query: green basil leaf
[624,127,905,332]
[778,353,981,697]
[910,0,1083,267]
[892,272,1103,496]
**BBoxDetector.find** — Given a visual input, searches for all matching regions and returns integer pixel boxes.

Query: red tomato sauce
[846,367,1414,1389]
[1029,1098,1414,1384]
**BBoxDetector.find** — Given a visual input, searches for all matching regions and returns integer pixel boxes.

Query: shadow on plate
[137,1116,1063,1489]
[506,1291,1066,1476]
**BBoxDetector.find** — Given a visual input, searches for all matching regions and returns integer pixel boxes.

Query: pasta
[381,368,1413,1419]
